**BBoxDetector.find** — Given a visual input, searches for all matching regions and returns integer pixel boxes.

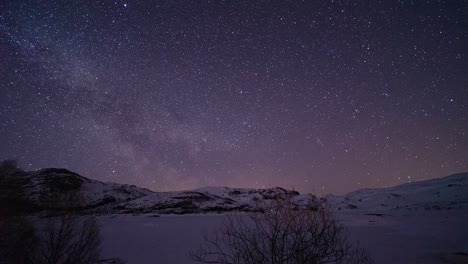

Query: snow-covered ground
[98,210,468,264]
[340,210,468,264]
[115,186,316,214]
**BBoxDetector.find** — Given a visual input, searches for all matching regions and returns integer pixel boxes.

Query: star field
[1,0,467,194]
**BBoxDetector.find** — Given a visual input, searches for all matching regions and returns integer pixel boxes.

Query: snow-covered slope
[14,168,468,214]
[324,173,468,211]
[13,168,316,214]
[18,168,153,212]
[114,186,317,214]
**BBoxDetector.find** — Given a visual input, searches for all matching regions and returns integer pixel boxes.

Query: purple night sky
[1,1,467,194]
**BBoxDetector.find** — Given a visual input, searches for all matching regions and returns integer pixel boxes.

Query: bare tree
[0,160,38,264]
[0,159,29,216]
[33,215,101,264]
[0,160,103,264]
[32,192,102,264]
[0,216,38,264]
[192,198,372,264]
[0,159,23,175]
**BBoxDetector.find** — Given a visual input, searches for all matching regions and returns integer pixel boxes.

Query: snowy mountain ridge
[114,186,316,214]
[11,168,468,214]
[19,168,153,212]
[324,173,468,211]
[13,168,317,214]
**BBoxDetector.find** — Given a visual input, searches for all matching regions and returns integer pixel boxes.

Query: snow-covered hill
[17,168,153,212]
[13,168,316,214]
[114,186,316,214]
[12,168,468,214]
[324,173,468,211]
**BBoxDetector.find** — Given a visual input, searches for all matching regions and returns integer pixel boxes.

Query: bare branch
[192,196,373,264]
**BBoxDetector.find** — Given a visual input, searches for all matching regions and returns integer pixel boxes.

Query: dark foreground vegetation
[0,160,102,264]
[191,198,373,264]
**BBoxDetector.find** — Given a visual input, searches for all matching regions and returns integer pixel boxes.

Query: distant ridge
[8,168,467,214]
[324,173,468,211]
[10,168,316,214]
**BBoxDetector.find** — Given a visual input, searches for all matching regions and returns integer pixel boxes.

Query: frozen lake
[99,210,468,264]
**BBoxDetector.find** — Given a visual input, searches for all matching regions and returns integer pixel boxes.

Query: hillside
[6,168,316,214]
[324,173,468,211]
[114,186,316,214]
[15,168,153,212]
[5,168,467,214]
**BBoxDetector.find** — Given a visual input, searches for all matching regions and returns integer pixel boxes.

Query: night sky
[1,1,467,194]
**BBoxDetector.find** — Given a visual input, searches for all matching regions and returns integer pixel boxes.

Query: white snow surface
[98,210,468,264]
[115,186,315,214]
[22,168,153,209]
[324,173,468,211]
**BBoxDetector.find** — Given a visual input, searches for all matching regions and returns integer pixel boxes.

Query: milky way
[1,1,467,193]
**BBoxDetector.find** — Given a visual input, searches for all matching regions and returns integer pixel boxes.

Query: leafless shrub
[32,192,102,264]
[0,160,103,264]
[0,159,30,216]
[191,198,373,264]
[33,215,101,264]
[0,160,37,263]
[0,159,23,175]
[0,216,38,264]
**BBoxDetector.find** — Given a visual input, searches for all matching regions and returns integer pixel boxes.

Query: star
[0,0,466,193]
